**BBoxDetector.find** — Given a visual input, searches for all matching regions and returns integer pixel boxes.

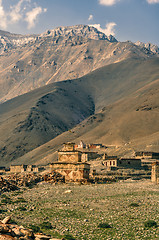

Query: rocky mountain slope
[135,41,159,55]
[1,57,159,166]
[0,25,157,103]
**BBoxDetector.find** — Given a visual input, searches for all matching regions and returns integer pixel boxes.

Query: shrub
[1,198,12,204]
[98,222,111,229]
[1,194,8,198]
[144,220,157,228]
[17,206,27,211]
[63,234,76,240]
[29,224,41,233]
[14,197,26,203]
[39,221,52,230]
[129,203,139,207]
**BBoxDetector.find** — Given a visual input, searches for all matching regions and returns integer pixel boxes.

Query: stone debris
[0,171,65,193]
[2,216,11,224]
[0,176,18,193]
[64,190,72,194]
[0,216,60,240]
[43,172,65,183]
[4,173,42,187]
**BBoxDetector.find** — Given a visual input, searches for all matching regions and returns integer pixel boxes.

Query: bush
[98,222,111,229]
[1,194,8,198]
[63,234,76,240]
[144,220,157,228]
[29,224,41,233]
[1,198,12,204]
[129,203,139,207]
[17,206,27,211]
[14,197,26,203]
[39,221,52,230]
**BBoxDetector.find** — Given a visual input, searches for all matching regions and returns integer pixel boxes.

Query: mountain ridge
[0,24,117,55]
[0,25,157,103]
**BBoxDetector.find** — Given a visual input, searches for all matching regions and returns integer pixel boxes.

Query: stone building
[10,165,28,173]
[151,161,159,184]
[58,148,82,163]
[51,142,90,182]
[0,167,6,174]
[103,158,141,170]
[10,164,43,173]
[50,162,90,181]
[81,151,99,162]
[135,152,159,159]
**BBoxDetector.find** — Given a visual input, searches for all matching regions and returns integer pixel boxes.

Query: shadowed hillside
[1,57,159,166]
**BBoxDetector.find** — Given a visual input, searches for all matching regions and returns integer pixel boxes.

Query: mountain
[135,41,159,55]
[0,25,117,55]
[13,76,159,166]
[1,57,159,166]
[0,29,36,55]
[0,25,157,103]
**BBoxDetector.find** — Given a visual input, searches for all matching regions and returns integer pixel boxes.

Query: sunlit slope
[0,57,159,165]
[13,77,159,166]
[0,29,155,103]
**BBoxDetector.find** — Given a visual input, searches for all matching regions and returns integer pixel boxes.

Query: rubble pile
[5,173,42,187]
[0,216,59,240]
[0,171,66,193]
[0,176,18,193]
[43,171,65,183]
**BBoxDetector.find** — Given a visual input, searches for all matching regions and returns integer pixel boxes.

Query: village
[0,141,159,240]
[0,141,159,185]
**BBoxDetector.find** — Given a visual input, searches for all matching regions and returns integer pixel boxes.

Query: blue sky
[0,0,159,45]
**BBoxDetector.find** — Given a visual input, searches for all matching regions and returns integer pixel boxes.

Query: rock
[0,216,54,240]
[84,219,89,222]
[34,233,51,239]
[0,235,16,240]
[2,216,11,224]
[64,190,72,194]
[20,228,34,237]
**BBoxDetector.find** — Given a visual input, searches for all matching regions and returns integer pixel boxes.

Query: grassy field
[0,179,159,240]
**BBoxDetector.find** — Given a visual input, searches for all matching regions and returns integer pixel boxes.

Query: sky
[0,0,159,45]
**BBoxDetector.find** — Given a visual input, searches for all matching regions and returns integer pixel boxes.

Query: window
[113,161,115,166]
[110,161,112,166]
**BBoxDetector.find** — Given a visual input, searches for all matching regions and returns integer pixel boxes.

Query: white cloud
[25,6,44,29]
[0,0,47,30]
[147,0,159,3]
[88,14,93,21]
[0,0,7,29]
[91,22,117,36]
[99,0,120,6]
[9,0,24,23]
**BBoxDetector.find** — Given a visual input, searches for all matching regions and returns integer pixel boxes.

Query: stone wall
[151,161,159,184]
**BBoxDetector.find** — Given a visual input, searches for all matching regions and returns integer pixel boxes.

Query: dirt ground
[0,179,159,240]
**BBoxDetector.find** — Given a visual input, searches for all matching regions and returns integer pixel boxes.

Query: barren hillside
[1,57,159,166]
